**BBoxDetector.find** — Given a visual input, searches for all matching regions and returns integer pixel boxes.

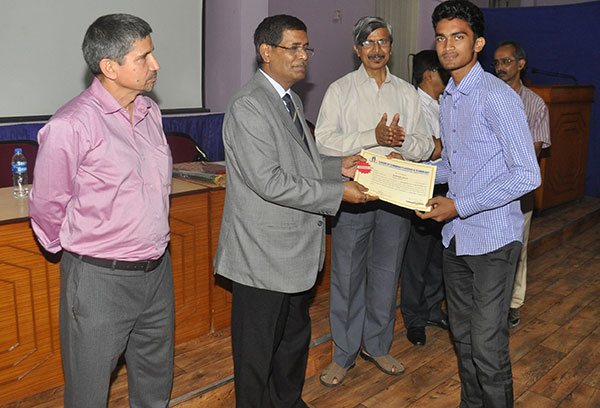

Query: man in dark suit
[213,15,375,408]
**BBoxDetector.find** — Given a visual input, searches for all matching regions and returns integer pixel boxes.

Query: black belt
[66,250,165,272]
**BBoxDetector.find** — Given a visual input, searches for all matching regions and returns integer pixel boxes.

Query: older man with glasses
[493,40,551,328]
[315,16,433,387]
[214,14,375,407]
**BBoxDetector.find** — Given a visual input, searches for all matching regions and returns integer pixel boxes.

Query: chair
[0,140,39,188]
[165,131,208,163]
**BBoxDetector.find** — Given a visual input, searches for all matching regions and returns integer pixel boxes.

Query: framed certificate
[354,150,437,212]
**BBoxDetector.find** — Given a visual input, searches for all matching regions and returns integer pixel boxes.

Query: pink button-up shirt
[29,78,172,261]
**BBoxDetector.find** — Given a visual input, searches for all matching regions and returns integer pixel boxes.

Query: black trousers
[444,239,521,408]
[401,184,447,329]
[400,213,446,328]
[231,281,311,408]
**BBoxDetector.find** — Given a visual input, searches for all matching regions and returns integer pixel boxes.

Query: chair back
[0,140,39,188]
[165,131,208,163]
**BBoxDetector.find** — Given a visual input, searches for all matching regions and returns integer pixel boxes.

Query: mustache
[367,54,386,60]
[496,70,507,76]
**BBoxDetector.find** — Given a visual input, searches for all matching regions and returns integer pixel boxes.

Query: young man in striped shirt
[417,1,541,406]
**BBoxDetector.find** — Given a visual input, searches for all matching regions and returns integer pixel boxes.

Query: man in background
[494,40,551,328]
[315,16,432,387]
[420,1,541,406]
[213,15,374,407]
[30,14,174,407]
[400,50,450,347]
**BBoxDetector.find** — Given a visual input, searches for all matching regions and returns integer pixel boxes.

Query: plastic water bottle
[11,148,29,198]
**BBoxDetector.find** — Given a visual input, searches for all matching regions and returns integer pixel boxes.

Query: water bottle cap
[14,148,22,154]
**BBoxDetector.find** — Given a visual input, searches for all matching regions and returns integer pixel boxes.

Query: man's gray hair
[352,16,393,47]
[82,13,152,75]
[497,40,527,62]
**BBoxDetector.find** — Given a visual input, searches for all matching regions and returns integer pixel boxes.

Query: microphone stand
[530,67,578,84]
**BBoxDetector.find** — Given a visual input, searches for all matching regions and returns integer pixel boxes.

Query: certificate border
[354,150,437,212]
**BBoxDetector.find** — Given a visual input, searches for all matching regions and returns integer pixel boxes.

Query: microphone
[530,67,578,84]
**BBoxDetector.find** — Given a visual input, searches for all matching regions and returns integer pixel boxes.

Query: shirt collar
[444,61,483,97]
[356,64,392,86]
[259,69,290,99]
[518,80,525,97]
[418,87,438,106]
[89,77,151,117]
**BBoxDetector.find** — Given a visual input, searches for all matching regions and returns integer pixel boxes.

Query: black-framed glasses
[360,39,391,48]
[272,45,315,57]
[491,58,516,68]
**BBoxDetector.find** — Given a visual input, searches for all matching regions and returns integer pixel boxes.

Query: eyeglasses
[272,45,315,57]
[491,58,516,68]
[360,39,391,48]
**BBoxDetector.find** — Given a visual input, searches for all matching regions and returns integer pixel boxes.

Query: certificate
[354,150,436,212]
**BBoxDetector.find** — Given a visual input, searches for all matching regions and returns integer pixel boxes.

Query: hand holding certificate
[353,150,436,212]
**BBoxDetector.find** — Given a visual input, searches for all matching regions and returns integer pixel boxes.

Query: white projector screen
[0,0,204,117]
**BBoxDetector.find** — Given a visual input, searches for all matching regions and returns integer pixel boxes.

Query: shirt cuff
[359,129,378,150]
[42,238,62,254]
[454,194,480,219]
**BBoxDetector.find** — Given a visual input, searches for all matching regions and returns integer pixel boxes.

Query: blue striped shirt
[436,62,541,256]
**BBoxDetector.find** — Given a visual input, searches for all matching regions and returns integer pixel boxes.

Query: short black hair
[254,15,307,66]
[412,50,443,85]
[82,14,152,75]
[432,0,485,39]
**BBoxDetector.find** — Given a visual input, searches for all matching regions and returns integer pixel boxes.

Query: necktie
[282,94,309,149]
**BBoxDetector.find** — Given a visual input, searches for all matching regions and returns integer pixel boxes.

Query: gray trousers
[60,250,175,408]
[329,201,410,368]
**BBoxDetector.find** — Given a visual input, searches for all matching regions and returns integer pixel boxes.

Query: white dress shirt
[315,64,433,161]
[417,87,440,140]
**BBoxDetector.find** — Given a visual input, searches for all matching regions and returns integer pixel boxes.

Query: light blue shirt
[436,62,541,256]
[259,69,293,112]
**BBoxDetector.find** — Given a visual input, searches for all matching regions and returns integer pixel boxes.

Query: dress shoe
[426,317,449,331]
[509,307,521,328]
[407,327,426,346]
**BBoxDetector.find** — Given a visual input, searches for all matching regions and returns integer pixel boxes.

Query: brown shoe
[359,350,405,375]
[319,361,355,388]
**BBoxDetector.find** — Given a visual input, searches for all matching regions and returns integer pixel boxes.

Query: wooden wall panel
[170,192,212,343]
[0,186,216,404]
[0,222,62,404]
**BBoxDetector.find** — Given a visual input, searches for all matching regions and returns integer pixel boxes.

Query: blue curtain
[480,1,600,197]
[0,113,225,162]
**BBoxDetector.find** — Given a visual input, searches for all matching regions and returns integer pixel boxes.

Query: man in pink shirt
[29,14,173,407]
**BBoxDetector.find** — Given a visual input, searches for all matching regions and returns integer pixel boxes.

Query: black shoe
[426,317,449,331]
[407,327,426,346]
[509,308,521,328]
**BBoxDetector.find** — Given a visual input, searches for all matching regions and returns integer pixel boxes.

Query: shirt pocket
[148,142,173,188]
